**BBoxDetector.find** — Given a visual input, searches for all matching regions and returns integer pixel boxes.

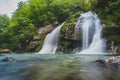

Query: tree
[0,14,10,49]
[0,14,9,31]
[8,1,35,52]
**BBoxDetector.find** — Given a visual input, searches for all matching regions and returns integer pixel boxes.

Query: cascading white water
[75,11,106,54]
[38,23,64,54]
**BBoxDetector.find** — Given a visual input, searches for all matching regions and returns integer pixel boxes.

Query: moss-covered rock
[103,26,120,53]
[35,33,46,52]
[57,12,81,53]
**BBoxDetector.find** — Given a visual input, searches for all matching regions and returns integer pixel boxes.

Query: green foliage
[26,0,96,27]
[103,26,120,37]
[95,0,120,25]
[0,14,9,31]
[59,39,72,48]
[0,15,10,50]
[66,12,80,23]
[9,17,35,51]
[28,0,53,27]
[95,0,120,47]
[106,0,120,24]
[103,26,120,46]
[107,35,120,46]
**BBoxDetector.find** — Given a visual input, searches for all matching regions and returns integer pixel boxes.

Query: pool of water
[0,54,120,80]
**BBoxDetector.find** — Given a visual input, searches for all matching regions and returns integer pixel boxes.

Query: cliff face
[28,12,120,54]
[28,24,56,52]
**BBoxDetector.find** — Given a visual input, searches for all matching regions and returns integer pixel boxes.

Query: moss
[59,39,73,48]
[35,34,46,52]
[58,12,81,53]
[61,23,76,39]
[61,12,80,39]
[66,12,80,23]
[103,26,120,47]
[106,35,120,46]
[103,26,120,37]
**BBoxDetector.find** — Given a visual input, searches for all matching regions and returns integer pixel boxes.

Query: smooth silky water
[0,54,119,80]
[75,11,106,54]
[39,23,64,54]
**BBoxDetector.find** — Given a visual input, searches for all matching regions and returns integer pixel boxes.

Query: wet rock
[28,41,39,52]
[1,57,15,62]
[91,59,107,68]
[92,56,120,70]
[114,45,120,54]
[38,24,55,34]
[106,57,120,70]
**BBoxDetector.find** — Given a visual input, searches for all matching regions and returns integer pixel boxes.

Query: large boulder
[28,41,40,52]
[1,57,15,62]
[92,56,120,70]
[28,24,56,52]
[0,49,13,54]
[38,24,55,35]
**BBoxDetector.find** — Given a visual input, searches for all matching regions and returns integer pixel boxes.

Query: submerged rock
[1,57,16,62]
[92,59,107,68]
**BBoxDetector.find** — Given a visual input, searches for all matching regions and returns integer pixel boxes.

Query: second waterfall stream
[75,11,106,54]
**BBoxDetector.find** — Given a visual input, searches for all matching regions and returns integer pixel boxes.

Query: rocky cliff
[28,12,120,54]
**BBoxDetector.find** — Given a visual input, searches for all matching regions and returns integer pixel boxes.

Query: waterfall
[75,11,106,54]
[38,23,64,54]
